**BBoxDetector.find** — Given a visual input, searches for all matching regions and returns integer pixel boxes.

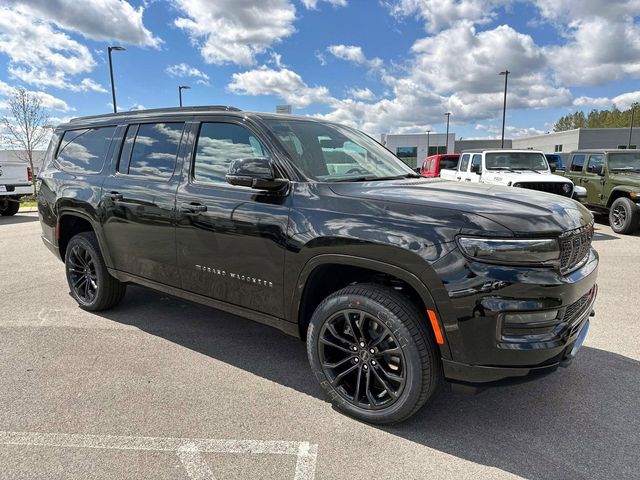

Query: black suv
[38,106,598,424]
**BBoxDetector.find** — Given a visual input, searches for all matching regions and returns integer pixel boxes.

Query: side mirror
[470,163,481,174]
[591,164,604,176]
[550,165,557,173]
[226,157,289,191]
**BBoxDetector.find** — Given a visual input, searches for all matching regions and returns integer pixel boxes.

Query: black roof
[570,149,637,154]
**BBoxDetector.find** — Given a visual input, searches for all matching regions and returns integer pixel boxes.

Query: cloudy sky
[0,0,639,139]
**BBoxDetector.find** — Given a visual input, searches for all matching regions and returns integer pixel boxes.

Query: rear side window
[440,156,459,170]
[586,154,604,173]
[123,123,184,179]
[192,122,269,185]
[56,126,116,174]
[570,154,586,172]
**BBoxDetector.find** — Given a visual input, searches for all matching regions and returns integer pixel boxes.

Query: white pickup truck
[0,156,33,216]
[440,149,583,199]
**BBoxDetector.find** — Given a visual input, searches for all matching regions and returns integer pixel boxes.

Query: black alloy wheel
[67,244,98,304]
[609,197,639,234]
[318,309,407,410]
[64,232,126,311]
[307,283,441,424]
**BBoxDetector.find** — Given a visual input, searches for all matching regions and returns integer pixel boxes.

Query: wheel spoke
[344,311,366,343]
[376,345,401,356]
[371,367,398,400]
[322,356,353,370]
[84,277,90,299]
[353,366,363,404]
[375,363,405,386]
[364,367,377,407]
[326,322,354,347]
[369,329,391,349]
[320,337,355,355]
[331,363,359,387]
[72,275,87,289]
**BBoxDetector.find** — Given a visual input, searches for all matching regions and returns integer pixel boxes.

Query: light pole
[426,129,431,157]
[179,85,191,107]
[499,69,510,148]
[108,46,125,113]
[444,113,451,153]
[628,105,636,149]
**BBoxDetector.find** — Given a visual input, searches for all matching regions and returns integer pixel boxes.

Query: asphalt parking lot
[1,211,639,480]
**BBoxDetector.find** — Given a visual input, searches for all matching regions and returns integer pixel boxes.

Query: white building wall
[512,128,640,153]
[382,133,455,168]
[512,130,580,153]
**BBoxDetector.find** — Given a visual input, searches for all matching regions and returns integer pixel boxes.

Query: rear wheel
[65,232,126,311]
[609,197,639,234]
[307,283,441,424]
[0,199,20,216]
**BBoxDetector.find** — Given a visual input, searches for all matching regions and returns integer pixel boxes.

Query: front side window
[459,154,470,172]
[471,154,482,172]
[126,123,184,179]
[193,122,269,185]
[263,119,415,181]
[586,154,604,173]
[570,154,586,172]
[485,152,548,171]
[56,126,116,174]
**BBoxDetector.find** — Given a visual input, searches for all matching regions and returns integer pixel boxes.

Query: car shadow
[0,213,39,225]
[101,286,639,480]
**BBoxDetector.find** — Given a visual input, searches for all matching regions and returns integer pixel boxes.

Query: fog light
[503,310,559,325]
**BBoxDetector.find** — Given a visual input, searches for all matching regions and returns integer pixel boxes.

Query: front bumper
[431,246,598,384]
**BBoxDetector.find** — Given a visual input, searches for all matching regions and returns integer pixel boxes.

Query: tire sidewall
[64,233,107,309]
[307,292,428,424]
[0,200,20,216]
[610,197,637,234]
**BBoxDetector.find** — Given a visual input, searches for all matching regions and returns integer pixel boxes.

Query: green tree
[554,103,639,131]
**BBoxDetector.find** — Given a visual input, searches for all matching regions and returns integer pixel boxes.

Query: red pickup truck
[419,154,460,177]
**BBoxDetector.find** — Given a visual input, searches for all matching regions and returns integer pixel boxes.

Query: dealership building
[383,127,638,168]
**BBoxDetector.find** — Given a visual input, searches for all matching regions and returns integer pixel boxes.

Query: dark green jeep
[564,149,640,234]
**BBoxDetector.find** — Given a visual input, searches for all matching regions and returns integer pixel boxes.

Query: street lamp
[628,105,636,149]
[499,69,510,148]
[108,46,126,113]
[444,113,451,153]
[426,129,431,157]
[179,85,191,107]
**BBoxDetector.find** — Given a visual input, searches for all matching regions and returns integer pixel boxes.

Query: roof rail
[68,105,242,123]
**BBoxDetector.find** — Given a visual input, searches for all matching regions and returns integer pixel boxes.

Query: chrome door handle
[179,202,207,213]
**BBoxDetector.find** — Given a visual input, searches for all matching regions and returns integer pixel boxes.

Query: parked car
[38,107,598,424]
[545,153,566,172]
[0,157,33,216]
[561,149,640,234]
[440,149,586,200]
[419,153,460,177]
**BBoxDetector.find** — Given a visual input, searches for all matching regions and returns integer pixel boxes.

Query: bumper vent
[559,222,594,274]
[513,181,573,197]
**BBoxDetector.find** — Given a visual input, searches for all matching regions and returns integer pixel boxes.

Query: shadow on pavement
[0,213,38,225]
[102,286,639,480]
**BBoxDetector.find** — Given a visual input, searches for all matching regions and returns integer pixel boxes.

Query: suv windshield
[609,152,640,171]
[485,152,548,171]
[262,118,415,181]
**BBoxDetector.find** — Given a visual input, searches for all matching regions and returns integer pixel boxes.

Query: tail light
[27,166,33,182]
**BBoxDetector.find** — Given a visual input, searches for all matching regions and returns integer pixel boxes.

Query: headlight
[457,237,560,265]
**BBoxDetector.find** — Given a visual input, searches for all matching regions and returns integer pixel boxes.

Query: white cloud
[327,44,383,69]
[347,88,376,101]
[5,0,161,47]
[174,0,296,65]
[0,80,72,112]
[387,0,507,33]
[301,0,347,9]
[228,67,332,107]
[574,91,640,110]
[166,63,211,86]
[8,67,107,92]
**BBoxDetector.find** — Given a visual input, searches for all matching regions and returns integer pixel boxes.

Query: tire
[0,200,20,216]
[609,197,639,234]
[307,283,441,425]
[64,232,126,311]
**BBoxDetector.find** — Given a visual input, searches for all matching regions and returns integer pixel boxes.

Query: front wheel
[65,232,126,311]
[307,283,441,424]
[609,197,639,234]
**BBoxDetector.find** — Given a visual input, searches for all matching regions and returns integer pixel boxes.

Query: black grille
[513,181,573,197]
[563,292,591,324]
[559,222,594,274]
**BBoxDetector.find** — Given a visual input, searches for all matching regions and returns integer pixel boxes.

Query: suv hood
[329,179,592,235]
[610,171,640,187]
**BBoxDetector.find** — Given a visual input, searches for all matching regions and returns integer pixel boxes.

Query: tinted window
[471,154,482,172]
[193,123,269,184]
[440,156,459,170]
[56,126,116,174]
[459,154,470,172]
[586,154,604,173]
[570,154,586,172]
[126,123,184,178]
[485,152,547,171]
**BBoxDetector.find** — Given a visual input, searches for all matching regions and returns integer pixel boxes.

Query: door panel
[583,154,604,205]
[101,122,185,284]
[176,119,289,317]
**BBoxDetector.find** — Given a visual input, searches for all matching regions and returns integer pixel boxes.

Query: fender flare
[57,208,114,268]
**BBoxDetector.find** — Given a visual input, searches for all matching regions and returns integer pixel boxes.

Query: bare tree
[1,87,50,192]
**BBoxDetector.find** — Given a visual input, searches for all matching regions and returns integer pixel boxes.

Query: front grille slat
[559,222,594,274]
[514,181,573,197]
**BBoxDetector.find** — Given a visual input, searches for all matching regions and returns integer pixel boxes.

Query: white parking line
[0,431,318,480]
